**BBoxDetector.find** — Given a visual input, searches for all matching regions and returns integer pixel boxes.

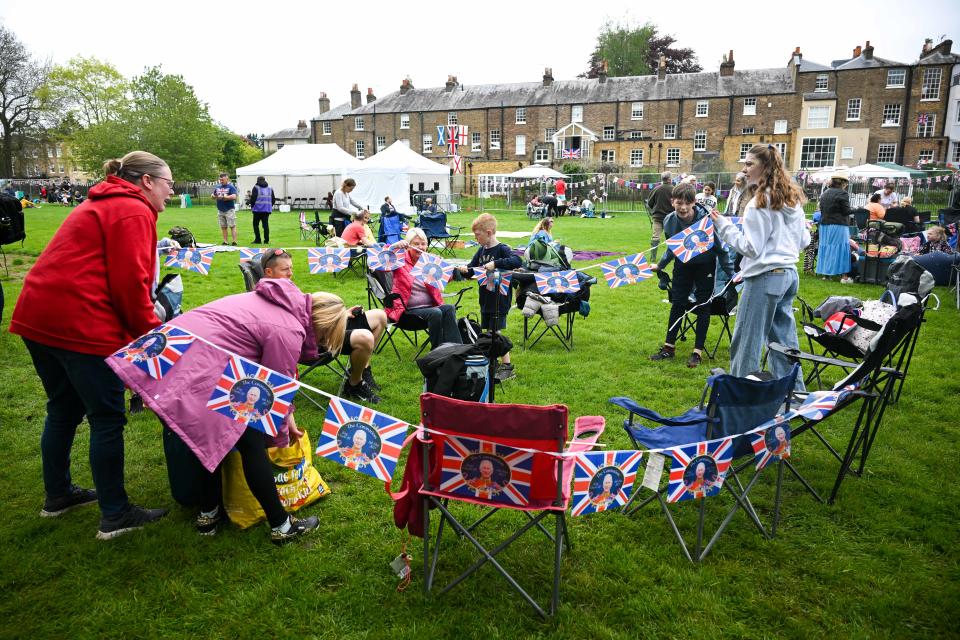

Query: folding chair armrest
[848,315,882,331]
[442,286,471,308]
[609,397,706,426]
[767,342,859,370]
[566,416,605,453]
[879,366,906,379]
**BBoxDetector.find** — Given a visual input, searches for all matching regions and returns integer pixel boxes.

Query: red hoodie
[10,175,161,355]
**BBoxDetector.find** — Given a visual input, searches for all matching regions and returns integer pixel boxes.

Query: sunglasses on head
[262,249,290,268]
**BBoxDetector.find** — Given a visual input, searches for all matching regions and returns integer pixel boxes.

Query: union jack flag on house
[571,450,644,516]
[165,248,215,275]
[666,437,734,503]
[793,386,857,421]
[367,245,405,271]
[600,253,653,288]
[239,247,268,262]
[750,415,792,471]
[315,397,409,482]
[206,355,300,437]
[666,216,714,263]
[112,324,196,380]
[308,247,351,274]
[534,270,580,294]
[561,149,581,159]
[473,268,512,296]
[412,253,454,291]
[438,436,533,506]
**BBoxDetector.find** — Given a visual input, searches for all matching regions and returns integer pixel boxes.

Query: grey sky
[2,0,957,136]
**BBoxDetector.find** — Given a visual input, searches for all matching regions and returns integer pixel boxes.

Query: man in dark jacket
[646,171,674,260]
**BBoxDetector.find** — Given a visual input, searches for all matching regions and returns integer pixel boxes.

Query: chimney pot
[863,41,874,60]
[317,94,330,114]
[400,77,414,95]
[543,67,554,87]
[794,46,801,55]
[366,88,376,104]
[720,50,735,76]
[657,55,667,81]
[350,84,361,109]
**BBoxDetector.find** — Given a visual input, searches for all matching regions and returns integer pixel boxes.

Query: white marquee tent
[348,141,451,213]
[235,144,360,202]
[508,165,567,179]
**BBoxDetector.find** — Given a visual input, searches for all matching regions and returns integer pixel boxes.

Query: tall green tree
[580,21,702,78]
[47,56,129,128]
[217,126,262,174]
[0,24,54,177]
[71,66,220,180]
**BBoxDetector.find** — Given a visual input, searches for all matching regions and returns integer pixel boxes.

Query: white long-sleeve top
[714,193,810,280]
[333,189,363,216]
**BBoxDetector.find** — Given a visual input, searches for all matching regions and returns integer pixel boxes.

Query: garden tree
[47,56,129,128]
[245,133,264,151]
[0,24,54,177]
[580,21,702,78]
[72,66,221,180]
[218,127,262,174]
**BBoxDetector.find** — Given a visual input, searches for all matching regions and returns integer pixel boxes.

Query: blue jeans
[728,269,805,390]
[23,338,130,516]
[405,304,462,349]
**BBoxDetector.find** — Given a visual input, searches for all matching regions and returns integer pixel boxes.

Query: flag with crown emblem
[239,247,268,262]
[666,437,734,503]
[411,253,454,291]
[474,268,512,296]
[437,436,533,506]
[367,245,405,272]
[534,270,580,294]
[793,386,857,421]
[308,247,351,274]
[601,253,653,288]
[166,248,215,275]
[751,416,792,471]
[571,450,644,516]
[206,355,300,437]
[314,397,409,482]
[112,324,196,380]
[666,216,715,263]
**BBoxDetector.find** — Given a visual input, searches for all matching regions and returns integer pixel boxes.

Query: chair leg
[657,493,694,563]
[552,512,564,616]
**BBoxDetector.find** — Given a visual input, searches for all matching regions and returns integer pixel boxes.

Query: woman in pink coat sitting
[109,278,349,544]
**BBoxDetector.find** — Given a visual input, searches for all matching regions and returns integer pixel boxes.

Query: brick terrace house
[307,38,958,177]
[262,120,312,154]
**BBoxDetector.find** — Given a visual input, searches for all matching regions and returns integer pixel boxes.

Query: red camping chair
[417,393,604,618]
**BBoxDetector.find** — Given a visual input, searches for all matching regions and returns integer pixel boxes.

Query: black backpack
[168,226,196,247]
[0,193,26,246]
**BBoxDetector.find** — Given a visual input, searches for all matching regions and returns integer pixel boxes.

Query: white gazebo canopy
[235,143,360,202]
[508,165,567,179]
[348,141,451,213]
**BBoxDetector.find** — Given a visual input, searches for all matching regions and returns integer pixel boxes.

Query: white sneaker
[840,277,855,285]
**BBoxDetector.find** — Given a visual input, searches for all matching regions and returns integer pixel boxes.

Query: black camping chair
[417,212,461,257]
[610,365,800,562]
[662,273,738,360]
[365,268,469,360]
[238,256,345,381]
[768,303,924,504]
[514,270,596,352]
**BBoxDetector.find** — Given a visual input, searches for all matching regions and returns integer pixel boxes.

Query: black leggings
[200,428,287,527]
[252,211,270,243]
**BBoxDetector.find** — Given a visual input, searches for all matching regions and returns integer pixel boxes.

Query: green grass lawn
[1,203,958,638]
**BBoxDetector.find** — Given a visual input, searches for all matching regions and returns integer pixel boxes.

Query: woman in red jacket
[10,151,173,540]
[387,228,462,349]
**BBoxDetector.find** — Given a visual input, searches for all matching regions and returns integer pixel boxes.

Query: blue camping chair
[378,210,411,245]
[610,364,799,562]
[417,212,461,257]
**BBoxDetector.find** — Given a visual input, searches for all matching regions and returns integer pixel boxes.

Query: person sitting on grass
[649,182,734,369]
[529,217,554,245]
[259,248,386,402]
[457,213,522,381]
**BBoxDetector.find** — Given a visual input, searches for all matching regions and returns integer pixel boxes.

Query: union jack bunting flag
[751,416,792,471]
[206,355,300,437]
[601,253,653,288]
[793,386,857,421]
[411,253,454,291]
[239,247,267,262]
[367,245,405,271]
[534,270,580,294]
[112,323,196,380]
[438,435,533,506]
[561,148,581,159]
[166,248,215,275]
[307,247,351,274]
[436,125,447,146]
[666,216,714,263]
[315,396,409,482]
[571,450,644,516]
[473,268,512,296]
[666,437,734,503]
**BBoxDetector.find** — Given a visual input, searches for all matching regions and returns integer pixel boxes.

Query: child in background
[696,182,718,210]
[650,183,734,368]
[457,213,522,380]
